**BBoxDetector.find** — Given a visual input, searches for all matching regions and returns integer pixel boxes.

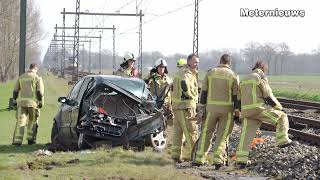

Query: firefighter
[171,54,199,162]
[115,52,139,77]
[176,58,187,69]
[235,61,292,168]
[12,63,44,145]
[192,54,240,169]
[146,58,173,123]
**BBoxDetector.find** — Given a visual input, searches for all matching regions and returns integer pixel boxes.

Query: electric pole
[19,0,27,75]
[193,0,199,56]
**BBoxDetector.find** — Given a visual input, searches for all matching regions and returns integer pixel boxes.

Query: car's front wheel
[147,130,167,152]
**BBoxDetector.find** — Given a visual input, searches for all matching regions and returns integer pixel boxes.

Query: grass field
[268,75,320,102]
[0,74,199,180]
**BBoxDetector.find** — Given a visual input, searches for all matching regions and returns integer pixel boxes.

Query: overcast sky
[35,0,320,59]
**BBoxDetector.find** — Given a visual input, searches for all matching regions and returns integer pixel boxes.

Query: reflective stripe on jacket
[172,65,198,110]
[148,73,172,105]
[240,69,282,117]
[14,70,44,107]
[202,64,239,113]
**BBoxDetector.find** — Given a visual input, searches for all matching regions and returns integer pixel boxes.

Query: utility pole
[89,39,92,73]
[72,0,80,81]
[62,8,66,77]
[19,0,27,75]
[81,44,85,71]
[55,24,59,73]
[99,34,102,74]
[112,25,116,72]
[138,10,143,77]
[61,10,144,76]
[193,0,199,56]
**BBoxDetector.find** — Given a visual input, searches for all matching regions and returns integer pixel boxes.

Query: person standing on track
[235,60,292,168]
[192,54,240,169]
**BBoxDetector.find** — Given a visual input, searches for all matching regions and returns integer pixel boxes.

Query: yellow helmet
[176,58,187,67]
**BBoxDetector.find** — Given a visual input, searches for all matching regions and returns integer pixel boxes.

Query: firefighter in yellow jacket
[171,54,199,162]
[193,54,240,169]
[115,52,139,77]
[12,63,44,145]
[146,58,173,123]
[235,61,292,168]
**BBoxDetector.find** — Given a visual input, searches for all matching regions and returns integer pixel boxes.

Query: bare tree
[0,0,43,82]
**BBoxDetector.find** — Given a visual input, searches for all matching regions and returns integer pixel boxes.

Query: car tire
[49,120,60,152]
[147,130,167,152]
[78,133,93,150]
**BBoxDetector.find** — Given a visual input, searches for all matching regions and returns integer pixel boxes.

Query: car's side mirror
[58,97,67,103]
[58,97,78,106]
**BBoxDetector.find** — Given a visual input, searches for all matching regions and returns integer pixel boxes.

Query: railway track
[261,98,320,146]
[278,97,320,111]
[261,122,320,146]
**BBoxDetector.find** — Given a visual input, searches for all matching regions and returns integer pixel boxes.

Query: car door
[69,77,94,138]
[59,79,84,141]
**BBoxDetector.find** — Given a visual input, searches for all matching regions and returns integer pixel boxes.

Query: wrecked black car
[50,75,167,152]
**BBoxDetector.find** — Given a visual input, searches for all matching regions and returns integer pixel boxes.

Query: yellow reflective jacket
[172,65,198,110]
[115,66,138,77]
[148,73,172,105]
[201,64,239,113]
[240,68,282,117]
[14,70,44,108]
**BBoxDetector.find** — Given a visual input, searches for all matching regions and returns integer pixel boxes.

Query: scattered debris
[32,149,53,156]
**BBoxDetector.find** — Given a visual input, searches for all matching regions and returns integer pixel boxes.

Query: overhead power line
[115,0,204,37]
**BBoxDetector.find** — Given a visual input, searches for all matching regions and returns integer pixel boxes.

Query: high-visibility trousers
[236,108,291,163]
[171,108,198,161]
[12,107,39,144]
[194,112,234,165]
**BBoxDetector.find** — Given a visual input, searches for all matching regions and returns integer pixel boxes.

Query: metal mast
[72,0,80,81]
[193,0,199,56]
[138,10,143,77]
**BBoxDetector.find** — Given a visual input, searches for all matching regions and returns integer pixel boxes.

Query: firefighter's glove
[274,104,283,111]
[233,109,241,124]
[12,100,17,108]
[38,101,43,109]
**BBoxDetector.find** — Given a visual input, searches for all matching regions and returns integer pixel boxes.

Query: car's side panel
[58,79,84,143]
[69,78,95,140]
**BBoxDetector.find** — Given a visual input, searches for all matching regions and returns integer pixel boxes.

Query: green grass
[268,75,320,102]
[0,74,200,180]
[268,75,320,82]
[273,88,320,102]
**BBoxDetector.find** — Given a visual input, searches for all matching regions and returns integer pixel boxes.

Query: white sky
[35,0,320,59]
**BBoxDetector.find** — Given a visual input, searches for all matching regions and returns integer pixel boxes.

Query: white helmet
[154,58,167,67]
[123,52,135,62]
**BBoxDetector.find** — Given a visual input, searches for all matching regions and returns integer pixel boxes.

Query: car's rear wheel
[147,130,167,152]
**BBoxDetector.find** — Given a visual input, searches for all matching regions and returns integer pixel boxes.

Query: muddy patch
[19,158,80,170]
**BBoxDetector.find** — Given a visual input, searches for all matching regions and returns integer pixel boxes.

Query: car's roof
[85,75,144,84]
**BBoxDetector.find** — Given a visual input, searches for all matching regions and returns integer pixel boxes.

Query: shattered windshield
[103,77,148,100]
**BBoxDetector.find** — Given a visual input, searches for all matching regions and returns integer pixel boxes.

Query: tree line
[0,0,44,82]
[45,41,320,76]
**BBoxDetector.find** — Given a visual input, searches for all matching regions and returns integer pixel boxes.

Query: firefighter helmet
[176,58,187,67]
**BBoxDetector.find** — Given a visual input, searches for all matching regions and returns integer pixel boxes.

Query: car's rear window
[103,78,147,99]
